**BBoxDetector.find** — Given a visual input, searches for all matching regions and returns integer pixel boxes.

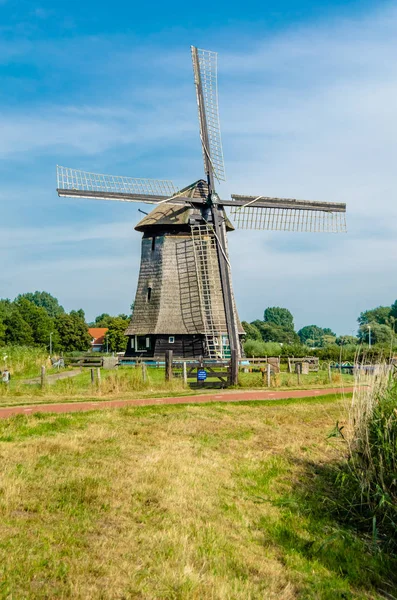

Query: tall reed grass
[338,365,397,552]
[0,346,50,377]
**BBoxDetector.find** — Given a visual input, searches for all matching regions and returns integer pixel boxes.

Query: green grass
[0,394,394,599]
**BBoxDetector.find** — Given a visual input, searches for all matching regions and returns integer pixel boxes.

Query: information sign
[197,369,207,381]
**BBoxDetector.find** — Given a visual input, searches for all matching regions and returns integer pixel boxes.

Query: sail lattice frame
[57,166,177,198]
[229,205,347,232]
[192,48,226,182]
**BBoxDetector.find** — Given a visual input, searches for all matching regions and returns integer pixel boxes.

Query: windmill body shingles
[125,212,242,338]
[125,232,227,335]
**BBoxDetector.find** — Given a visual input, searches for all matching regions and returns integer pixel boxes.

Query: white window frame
[168,336,175,344]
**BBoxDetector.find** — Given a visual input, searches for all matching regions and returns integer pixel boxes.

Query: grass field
[0,366,354,406]
[0,393,395,599]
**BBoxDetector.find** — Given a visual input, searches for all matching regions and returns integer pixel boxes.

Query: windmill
[56,46,347,385]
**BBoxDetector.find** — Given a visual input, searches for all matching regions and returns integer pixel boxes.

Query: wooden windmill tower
[56,46,347,384]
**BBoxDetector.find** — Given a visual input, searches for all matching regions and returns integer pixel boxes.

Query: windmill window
[137,336,147,351]
[168,336,175,344]
[131,337,135,349]
[147,287,152,301]
[151,236,156,251]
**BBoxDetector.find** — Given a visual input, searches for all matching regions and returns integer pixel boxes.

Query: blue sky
[1,0,396,334]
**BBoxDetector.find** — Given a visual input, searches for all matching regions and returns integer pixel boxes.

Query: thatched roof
[135,179,235,232]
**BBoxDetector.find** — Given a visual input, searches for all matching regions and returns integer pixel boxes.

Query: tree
[242,321,262,341]
[104,317,129,352]
[298,325,324,345]
[0,300,12,346]
[93,313,113,327]
[55,313,92,352]
[14,297,58,348]
[323,334,337,345]
[323,327,336,337]
[17,291,65,318]
[3,310,34,345]
[94,309,133,327]
[336,335,358,346]
[358,306,391,327]
[391,300,397,321]
[263,307,294,331]
[70,309,86,322]
[251,320,299,344]
[298,325,337,347]
[0,320,5,346]
[358,322,394,345]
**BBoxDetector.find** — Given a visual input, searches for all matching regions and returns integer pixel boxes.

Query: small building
[88,328,108,352]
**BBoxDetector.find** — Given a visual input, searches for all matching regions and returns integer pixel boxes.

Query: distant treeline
[0,291,133,353]
[1,291,396,358]
[242,303,397,359]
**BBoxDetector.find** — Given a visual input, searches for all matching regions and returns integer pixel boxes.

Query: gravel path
[0,386,354,419]
[23,369,83,385]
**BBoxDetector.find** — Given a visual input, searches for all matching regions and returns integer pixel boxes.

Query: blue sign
[197,369,207,381]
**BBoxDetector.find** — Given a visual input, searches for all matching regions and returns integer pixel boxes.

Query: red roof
[88,328,108,345]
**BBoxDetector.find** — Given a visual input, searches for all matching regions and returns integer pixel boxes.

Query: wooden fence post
[165,350,173,382]
[267,363,271,387]
[96,368,101,389]
[141,362,147,383]
[296,363,301,385]
[90,368,95,386]
[182,361,187,386]
[288,357,292,373]
[328,363,332,383]
[40,365,46,389]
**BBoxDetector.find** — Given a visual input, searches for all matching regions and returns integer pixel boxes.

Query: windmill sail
[57,166,178,203]
[191,47,226,182]
[227,194,347,232]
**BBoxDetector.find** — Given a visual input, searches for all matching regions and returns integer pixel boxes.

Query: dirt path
[23,369,82,385]
[0,386,354,419]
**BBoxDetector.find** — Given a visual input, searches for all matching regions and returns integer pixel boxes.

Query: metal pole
[182,361,187,386]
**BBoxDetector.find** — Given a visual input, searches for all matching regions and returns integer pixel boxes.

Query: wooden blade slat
[224,194,346,213]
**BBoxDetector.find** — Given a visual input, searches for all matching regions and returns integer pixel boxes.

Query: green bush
[243,340,282,357]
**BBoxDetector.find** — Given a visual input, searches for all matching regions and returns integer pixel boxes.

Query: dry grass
[0,394,394,599]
